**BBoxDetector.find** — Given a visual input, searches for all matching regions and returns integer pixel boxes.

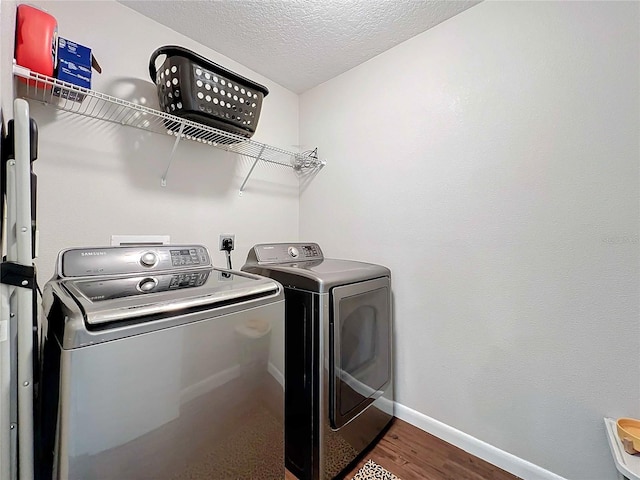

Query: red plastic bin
[15,4,57,87]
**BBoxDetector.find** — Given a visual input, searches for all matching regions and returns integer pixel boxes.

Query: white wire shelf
[12,63,325,191]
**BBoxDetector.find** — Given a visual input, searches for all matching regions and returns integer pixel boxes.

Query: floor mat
[350,459,401,480]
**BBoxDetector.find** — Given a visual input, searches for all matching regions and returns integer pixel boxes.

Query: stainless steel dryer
[38,245,285,480]
[242,243,393,480]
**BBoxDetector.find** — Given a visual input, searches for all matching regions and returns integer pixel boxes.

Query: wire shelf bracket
[12,63,326,191]
[239,144,266,195]
[161,122,185,187]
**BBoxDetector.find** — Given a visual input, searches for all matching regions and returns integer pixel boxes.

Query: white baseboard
[394,403,567,480]
[181,362,285,404]
[268,361,285,387]
[180,365,241,404]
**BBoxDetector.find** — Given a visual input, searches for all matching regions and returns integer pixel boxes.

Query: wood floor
[285,418,521,480]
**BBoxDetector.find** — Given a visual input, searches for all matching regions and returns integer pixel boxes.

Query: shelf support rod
[161,122,185,187]
[239,144,267,195]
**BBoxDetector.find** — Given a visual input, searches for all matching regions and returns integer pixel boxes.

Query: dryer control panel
[252,243,323,264]
[59,245,211,277]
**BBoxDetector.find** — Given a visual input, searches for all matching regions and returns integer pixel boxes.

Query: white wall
[4,1,639,478]
[8,0,301,282]
[299,2,639,479]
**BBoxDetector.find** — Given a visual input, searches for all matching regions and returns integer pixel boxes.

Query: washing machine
[38,244,285,480]
[242,243,393,480]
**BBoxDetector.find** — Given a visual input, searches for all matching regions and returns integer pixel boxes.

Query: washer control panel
[169,248,207,267]
[73,270,211,301]
[60,245,211,277]
[253,243,323,264]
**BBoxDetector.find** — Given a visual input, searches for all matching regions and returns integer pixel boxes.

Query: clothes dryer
[243,243,393,480]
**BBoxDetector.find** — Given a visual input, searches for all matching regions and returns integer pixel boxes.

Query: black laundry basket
[149,46,269,139]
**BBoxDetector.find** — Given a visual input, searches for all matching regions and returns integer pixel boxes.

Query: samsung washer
[38,245,285,480]
[243,243,393,480]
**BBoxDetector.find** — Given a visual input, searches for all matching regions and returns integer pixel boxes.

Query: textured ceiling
[119,0,480,93]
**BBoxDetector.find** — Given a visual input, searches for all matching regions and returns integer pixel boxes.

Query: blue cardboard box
[58,37,92,66]
[55,37,100,100]
[57,59,91,88]
[56,37,92,87]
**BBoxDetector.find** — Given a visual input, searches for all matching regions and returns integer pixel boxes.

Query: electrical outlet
[219,234,235,251]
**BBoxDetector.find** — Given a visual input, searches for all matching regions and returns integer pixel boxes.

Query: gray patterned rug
[350,460,401,480]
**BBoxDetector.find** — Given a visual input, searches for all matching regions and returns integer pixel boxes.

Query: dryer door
[329,277,391,429]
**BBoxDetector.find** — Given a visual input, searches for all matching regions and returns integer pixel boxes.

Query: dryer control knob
[288,247,299,258]
[140,252,157,267]
[138,277,158,292]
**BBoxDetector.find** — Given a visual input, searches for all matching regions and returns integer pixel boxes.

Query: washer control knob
[288,246,299,258]
[138,277,158,293]
[140,252,157,267]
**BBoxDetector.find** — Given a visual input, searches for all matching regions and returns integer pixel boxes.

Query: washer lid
[62,267,279,326]
[243,258,390,293]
